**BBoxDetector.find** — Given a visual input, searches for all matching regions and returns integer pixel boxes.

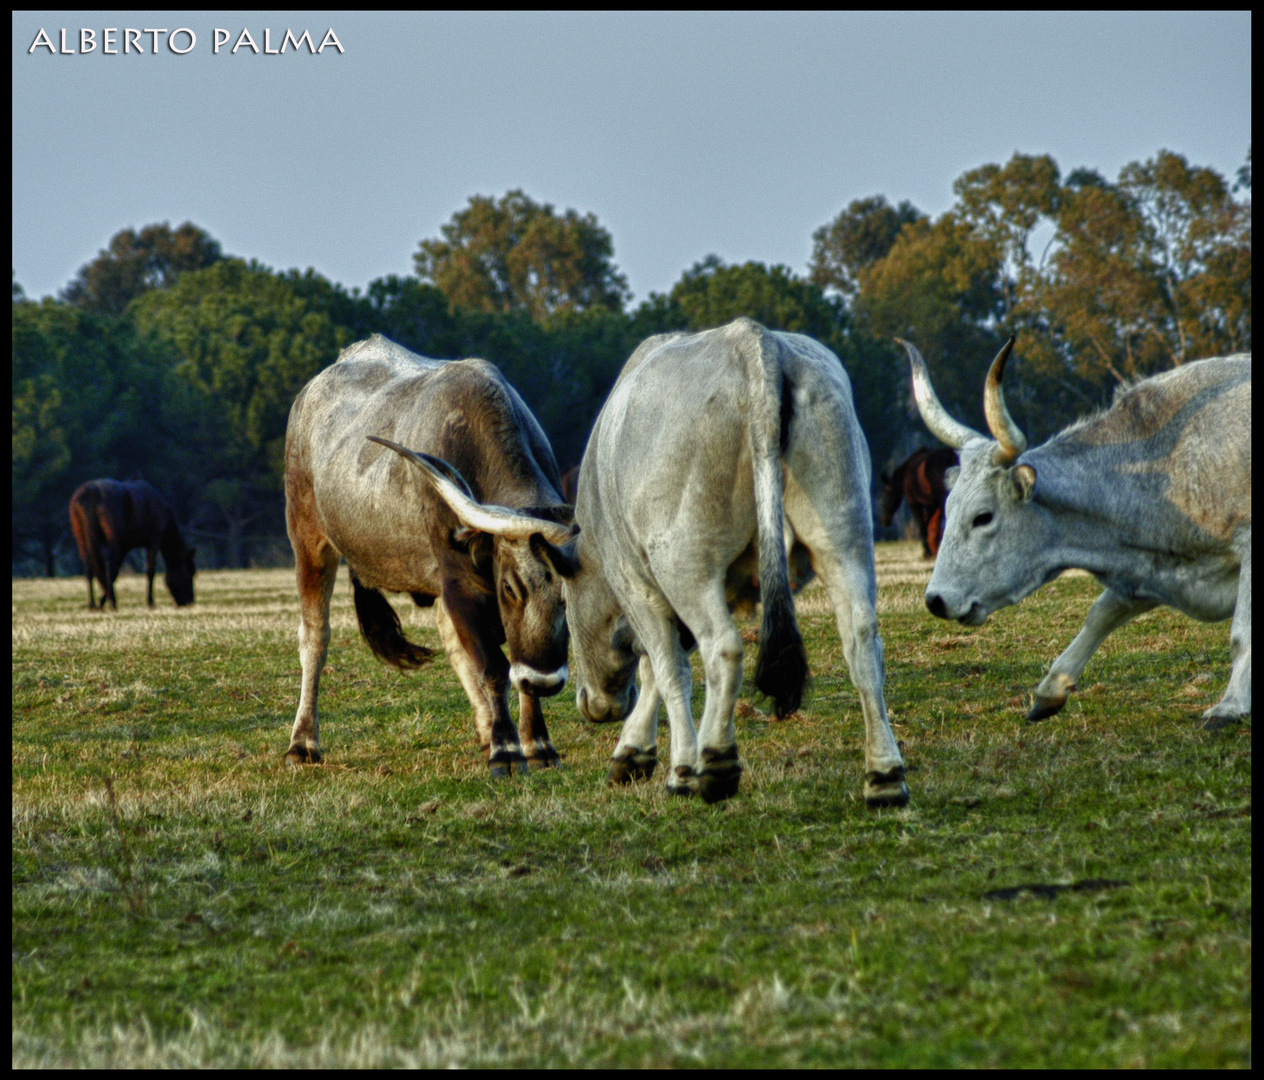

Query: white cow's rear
[564,318,908,805]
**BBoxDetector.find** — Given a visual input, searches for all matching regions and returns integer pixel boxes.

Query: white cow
[561,318,908,805]
[903,338,1251,727]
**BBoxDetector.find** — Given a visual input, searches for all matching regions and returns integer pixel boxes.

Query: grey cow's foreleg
[1029,589,1158,721]
[1204,533,1251,729]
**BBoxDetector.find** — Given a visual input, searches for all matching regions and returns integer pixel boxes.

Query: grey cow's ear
[944,466,960,490]
[1012,464,1036,502]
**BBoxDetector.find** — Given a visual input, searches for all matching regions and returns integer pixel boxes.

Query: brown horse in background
[878,447,958,558]
[69,479,196,609]
[559,465,580,505]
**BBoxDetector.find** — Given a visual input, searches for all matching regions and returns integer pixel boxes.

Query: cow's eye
[972,512,993,529]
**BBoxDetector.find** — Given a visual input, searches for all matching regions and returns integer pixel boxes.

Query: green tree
[13,299,194,574]
[1028,150,1250,386]
[666,255,847,339]
[809,195,925,299]
[853,214,1008,433]
[61,221,223,317]
[128,259,353,566]
[655,256,903,480]
[415,190,630,320]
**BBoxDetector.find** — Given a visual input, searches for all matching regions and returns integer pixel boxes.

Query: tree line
[13,148,1251,575]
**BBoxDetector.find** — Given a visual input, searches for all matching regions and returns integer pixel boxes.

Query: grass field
[12,543,1251,1066]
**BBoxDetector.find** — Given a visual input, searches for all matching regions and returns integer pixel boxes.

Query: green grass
[12,544,1251,1066]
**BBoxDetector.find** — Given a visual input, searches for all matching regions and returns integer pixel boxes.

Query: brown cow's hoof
[697,745,742,804]
[488,746,528,778]
[608,746,657,785]
[285,745,322,765]
[864,767,909,808]
[523,738,561,770]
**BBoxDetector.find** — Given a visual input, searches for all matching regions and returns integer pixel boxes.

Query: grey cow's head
[900,338,1054,625]
[561,536,640,724]
[368,437,578,697]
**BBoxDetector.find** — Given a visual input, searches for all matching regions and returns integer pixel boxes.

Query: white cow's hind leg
[674,582,746,803]
[1030,589,1158,721]
[1205,532,1251,728]
[625,607,697,795]
[784,478,907,807]
[816,547,908,807]
[609,655,662,784]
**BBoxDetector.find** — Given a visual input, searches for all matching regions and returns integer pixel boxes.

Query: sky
[12,11,1252,305]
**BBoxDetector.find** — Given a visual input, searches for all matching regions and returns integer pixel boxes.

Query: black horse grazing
[68,479,197,610]
[878,447,958,558]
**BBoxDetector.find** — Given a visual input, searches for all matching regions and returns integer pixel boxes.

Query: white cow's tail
[737,321,808,718]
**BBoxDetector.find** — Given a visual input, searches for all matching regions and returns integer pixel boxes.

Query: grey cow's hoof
[864,767,910,808]
[608,746,657,785]
[1026,696,1067,722]
[697,745,742,804]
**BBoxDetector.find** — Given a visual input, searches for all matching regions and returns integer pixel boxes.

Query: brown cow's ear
[530,532,580,579]
[467,533,494,575]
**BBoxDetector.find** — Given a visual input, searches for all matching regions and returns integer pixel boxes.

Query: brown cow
[878,447,959,558]
[68,479,197,609]
[284,334,577,775]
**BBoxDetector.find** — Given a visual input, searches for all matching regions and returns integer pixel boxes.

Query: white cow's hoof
[864,768,909,808]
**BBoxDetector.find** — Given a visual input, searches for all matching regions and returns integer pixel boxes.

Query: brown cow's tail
[350,570,434,669]
[736,320,808,718]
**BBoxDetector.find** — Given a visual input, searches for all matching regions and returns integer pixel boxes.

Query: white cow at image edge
[903,338,1250,727]
[560,317,908,806]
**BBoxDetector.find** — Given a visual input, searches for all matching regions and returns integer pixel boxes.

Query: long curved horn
[897,339,984,450]
[367,436,577,546]
[982,337,1027,465]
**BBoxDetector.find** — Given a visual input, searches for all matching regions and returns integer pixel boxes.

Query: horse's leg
[145,546,158,607]
[102,545,121,611]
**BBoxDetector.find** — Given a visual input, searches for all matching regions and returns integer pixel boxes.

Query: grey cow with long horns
[901,337,1251,727]
[284,335,578,774]
[561,318,908,805]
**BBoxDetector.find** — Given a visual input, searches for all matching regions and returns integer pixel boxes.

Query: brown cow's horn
[898,338,984,451]
[982,337,1027,466]
[367,436,577,547]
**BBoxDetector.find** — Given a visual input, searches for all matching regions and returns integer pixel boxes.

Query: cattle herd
[69,320,1252,803]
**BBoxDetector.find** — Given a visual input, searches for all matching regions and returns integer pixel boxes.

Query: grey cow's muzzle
[576,680,637,723]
